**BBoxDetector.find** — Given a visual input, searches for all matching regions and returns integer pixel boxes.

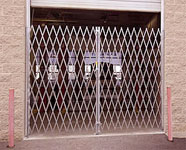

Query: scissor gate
[27,25,162,136]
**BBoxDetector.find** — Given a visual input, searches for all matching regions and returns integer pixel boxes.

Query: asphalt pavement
[0,134,186,150]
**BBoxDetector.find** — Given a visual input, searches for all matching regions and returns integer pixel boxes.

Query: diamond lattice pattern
[28,25,161,135]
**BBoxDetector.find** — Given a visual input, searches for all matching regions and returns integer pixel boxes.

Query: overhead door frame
[31,0,161,12]
[25,0,165,137]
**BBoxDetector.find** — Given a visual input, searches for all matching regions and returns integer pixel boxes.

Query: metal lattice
[99,27,161,132]
[28,25,162,136]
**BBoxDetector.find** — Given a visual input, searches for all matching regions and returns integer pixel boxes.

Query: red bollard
[167,87,173,142]
[8,89,15,148]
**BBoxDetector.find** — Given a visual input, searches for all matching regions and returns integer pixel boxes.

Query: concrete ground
[0,134,186,150]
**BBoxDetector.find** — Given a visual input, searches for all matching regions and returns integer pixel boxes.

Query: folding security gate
[28,25,162,136]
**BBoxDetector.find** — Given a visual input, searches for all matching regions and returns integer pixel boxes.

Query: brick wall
[165,0,186,137]
[0,0,25,141]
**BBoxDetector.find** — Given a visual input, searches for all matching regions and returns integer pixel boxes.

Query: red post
[167,87,173,141]
[8,89,14,148]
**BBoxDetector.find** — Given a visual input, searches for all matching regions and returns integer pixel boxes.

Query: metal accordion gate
[27,25,162,136]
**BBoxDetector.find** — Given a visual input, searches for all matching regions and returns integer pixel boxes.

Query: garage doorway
[27,8,162,136]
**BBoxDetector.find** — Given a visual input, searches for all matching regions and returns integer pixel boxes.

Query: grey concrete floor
[0,134,186,150]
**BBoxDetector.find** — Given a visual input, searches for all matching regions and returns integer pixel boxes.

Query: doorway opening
[28,8,161,137]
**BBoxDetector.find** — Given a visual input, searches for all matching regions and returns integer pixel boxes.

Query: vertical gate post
[25,0,31,137]
[161,0,165,131]
[96,27,101,134]
[167,87,173,141]
[8,89,14,148]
